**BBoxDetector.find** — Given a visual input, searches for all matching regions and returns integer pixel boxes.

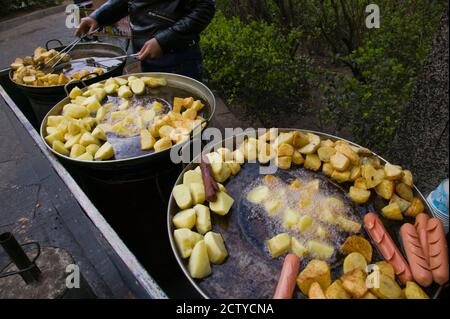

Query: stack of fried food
[10,47,104,87]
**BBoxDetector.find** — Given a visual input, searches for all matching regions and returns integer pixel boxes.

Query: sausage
[364,212,413,284]
[415,213,430,231]
[427,218,449,285]
[415,213,430,260]
[200,155,219,201]
[400,223,433,287]
[273,253,301,299]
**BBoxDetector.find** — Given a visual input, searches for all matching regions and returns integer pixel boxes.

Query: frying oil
[244,171,359,263]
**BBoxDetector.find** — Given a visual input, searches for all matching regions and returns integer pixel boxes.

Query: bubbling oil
[243,171,359,263]
[95,84,209,159]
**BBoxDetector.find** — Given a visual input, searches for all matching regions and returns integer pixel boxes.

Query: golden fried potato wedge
[340,235,373,263]
[297,259,331,296]
[309,282,327,299]
[341,269,368,298]
[368,273,403,299]
[325,280,351,299]
[405,197,425,217]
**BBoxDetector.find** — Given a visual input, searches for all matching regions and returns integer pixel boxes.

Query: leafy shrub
[321,58,415,152]
[201,11,312,121]
[210,1,446,150]
[215,0,370,59]
[320,0,446,153]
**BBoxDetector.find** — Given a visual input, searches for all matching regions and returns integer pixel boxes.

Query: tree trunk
[388,8,449,194]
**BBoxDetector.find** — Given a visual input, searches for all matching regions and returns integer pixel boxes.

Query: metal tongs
[37,28,100,73]
[64,53,140,69]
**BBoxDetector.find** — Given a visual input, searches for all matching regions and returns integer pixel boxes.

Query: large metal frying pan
[40,72,216,171]
[9,41,127,123]
[167,129,443,299]
[9,41,127,90]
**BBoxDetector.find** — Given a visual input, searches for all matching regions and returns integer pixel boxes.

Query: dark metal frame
[0,232,41,284]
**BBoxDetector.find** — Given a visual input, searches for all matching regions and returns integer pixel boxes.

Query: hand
[138,38,163,60]
[75,17,98,37]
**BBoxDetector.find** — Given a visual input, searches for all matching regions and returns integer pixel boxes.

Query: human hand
[138,38,163,60]
[75,17,98,37]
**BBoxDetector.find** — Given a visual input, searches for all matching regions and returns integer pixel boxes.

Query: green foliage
[321,59,415,152]
[321,0,446,153]
[215,0,370,57]
[201,11,312,118]
[208,1,445,151]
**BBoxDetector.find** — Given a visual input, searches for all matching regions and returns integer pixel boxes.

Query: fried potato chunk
[340,235,373,263]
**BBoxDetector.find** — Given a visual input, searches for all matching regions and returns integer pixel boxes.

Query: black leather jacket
[90,0,215,53]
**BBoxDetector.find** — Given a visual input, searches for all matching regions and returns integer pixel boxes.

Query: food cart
[0,1,448,300]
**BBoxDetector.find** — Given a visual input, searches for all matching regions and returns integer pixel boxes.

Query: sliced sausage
[400,223,433,287]
[273,254,301,299]
[415,213,430,260]
[427,218,449,285]
[364,212,413,284]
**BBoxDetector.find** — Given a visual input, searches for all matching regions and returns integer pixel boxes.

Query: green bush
[320,0,446,153]
[214,0,371,59]
[201,11,312,121]
[321,57,415,152]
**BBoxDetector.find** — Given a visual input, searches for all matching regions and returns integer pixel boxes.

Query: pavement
[0,88,157,298]
[0,2,71,33]
[0,9,74,70]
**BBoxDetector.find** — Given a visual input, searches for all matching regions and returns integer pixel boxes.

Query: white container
[427,179,449,233]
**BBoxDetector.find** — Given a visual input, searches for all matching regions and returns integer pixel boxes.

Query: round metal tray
[167,129,443,299]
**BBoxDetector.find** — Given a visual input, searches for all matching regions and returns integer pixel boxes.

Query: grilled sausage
[415,213,430,260]
[400,223,433,287]
[427,218,449,285]
[273,254,301,299]
[364,212,413,284]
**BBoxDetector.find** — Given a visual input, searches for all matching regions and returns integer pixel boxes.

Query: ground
[0,12,75,70]
[0,9,163,298]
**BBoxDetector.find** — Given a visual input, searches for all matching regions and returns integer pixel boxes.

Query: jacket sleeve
[90,0,129,26]
[154,0,216,53]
